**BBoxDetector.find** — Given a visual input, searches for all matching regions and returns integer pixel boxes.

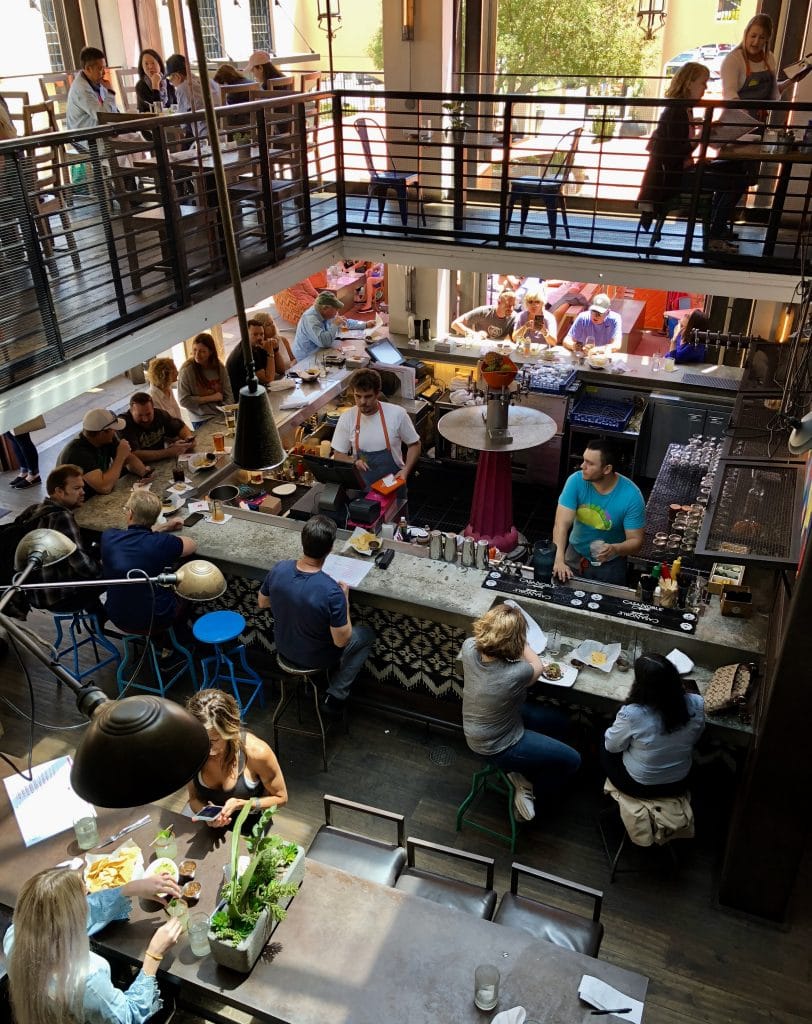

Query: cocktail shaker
[443,532,457,563]
[475,540,490,569]
[429,530,443,560]
[461,536,476,567]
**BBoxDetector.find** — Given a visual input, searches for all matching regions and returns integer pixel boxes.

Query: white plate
[347,528,381,557]
[272,483,297,496]
[537,662,579,688]
[160,492,184,513]
[189,454,219,471]
[570,640,622,673]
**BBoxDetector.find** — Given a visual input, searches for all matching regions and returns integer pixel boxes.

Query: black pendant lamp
[232,379,287,471]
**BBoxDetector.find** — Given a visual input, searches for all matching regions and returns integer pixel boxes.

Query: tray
[569,396,634,431]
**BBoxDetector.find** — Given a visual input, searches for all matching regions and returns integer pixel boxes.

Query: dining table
[0,769,648,1023]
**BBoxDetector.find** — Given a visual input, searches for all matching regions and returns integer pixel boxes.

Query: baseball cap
[315,292,344,311]
[590,293,612,315]
[83,409,125,432]
[244,50,271,73]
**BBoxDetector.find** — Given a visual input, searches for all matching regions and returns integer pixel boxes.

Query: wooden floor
[0,620,810,1024]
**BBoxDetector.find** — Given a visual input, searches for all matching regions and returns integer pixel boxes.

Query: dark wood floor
[0,618,810,1024]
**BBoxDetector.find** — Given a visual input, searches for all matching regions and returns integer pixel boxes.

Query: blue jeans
[4,431,39,475]
[326,624,376,701]
[491,703,581,799]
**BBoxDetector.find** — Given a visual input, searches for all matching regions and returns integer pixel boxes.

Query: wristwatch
[252,797,262,813]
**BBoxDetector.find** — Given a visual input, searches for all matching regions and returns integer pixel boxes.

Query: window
[40,0,65,71]
[249,0,273,53]
[197,0,224,58]
[716,0,741,21]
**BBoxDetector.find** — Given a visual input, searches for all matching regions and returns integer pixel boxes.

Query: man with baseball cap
[58,409,151,497]
[291,292,375,363]
[563,293,623,353]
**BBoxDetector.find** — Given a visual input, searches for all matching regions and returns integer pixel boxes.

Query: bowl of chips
[348,530,382,556]
[84,839,144,893]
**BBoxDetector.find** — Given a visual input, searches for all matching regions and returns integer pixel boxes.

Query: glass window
[249,0,273,53]
[40,0,65,71]
[196,0,224,58]
[716,0,741,20]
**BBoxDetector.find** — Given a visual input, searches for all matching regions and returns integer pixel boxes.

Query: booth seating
[493,862,605,958]
[50,610,120,684]
[193,610,264,715]
[394,837,497,919]
[455,763,519,853]
[116,626,196,696]
[307,794,406,886]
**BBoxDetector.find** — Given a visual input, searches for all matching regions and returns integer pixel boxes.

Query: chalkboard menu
[482,570,697,635]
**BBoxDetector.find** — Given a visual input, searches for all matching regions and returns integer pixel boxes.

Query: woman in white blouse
[146,356,184,420]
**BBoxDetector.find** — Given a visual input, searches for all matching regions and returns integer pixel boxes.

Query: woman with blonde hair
[5,867,182,1024]
[177,332,233,425]
[145,356,183,420]
[512,286,558,347]
[252,311,293,374]
[461,603,580,823]
[186,689,287,831]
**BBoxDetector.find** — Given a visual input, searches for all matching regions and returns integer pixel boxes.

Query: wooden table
[0,778,648,1023]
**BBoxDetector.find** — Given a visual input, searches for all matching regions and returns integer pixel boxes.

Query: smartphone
[534,315,543,328]
[191,805,223,822]
[183,512,205,527]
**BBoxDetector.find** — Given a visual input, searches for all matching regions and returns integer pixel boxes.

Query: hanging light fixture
[637,0,667,41]
[402,0,415,41]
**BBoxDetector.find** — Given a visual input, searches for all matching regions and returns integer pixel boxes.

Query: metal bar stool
[273,654,339,771]
[456,763,519,853]
[116,625,196,696]
[51,610,120,683]
[192,610,264,715]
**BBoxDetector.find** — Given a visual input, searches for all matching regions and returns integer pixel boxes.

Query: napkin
[666,649,694,675]
[204,513,233,526]
[491,1008,526,1024]
[504,599,546,654]
[279,388,311,409]
[578,975,644,1023]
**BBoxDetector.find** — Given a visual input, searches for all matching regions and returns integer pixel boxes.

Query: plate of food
[347,529,382,556]
[570,640,622,674]
[189,452,219,472]
[587,350,611,369]
[538,660,579,688]
[144,857,180,883]
[298,367,321,381]
[84,839,144,893]
[160,492,184,514]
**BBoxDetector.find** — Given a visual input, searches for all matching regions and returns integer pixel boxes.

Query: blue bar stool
[116,626,196,697]
[192,610,264,715]
[51,610,121,683]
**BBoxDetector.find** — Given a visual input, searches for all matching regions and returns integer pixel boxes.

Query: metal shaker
[461,536,476,567]
[422,318,431,342]
[443,532,457,563]
[475,540,490,569]
[429,530,443,560]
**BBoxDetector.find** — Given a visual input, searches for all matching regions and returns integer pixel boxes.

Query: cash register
[368,338,430,381]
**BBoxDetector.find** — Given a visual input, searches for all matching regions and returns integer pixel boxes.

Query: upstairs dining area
[1,79,811,396]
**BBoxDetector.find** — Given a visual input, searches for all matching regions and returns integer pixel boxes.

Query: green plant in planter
[443,99,469,134]
[210,803,298,944]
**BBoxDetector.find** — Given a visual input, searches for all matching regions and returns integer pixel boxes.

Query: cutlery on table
[92,814,151,850]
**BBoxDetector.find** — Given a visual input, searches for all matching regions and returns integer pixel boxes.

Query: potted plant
[443,99,469,144]
[479,352,518,390]
[208,803,305,973]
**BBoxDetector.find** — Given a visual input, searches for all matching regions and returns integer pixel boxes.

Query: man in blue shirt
[563,293,623,352]
[101,489,196,634]
[552,438,645,585]
[291,293,374,363]
[258,515,375,716]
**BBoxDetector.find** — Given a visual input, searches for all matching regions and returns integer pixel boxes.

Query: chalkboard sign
[481,570,697,635]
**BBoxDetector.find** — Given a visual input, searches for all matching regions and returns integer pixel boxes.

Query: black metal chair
[307,794,407,886]
[394,837,497,919]
[354,117,426,227]
[493,861,604,957]
[506,126,583,239]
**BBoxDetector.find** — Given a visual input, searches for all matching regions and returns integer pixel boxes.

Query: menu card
[4,756,95,847]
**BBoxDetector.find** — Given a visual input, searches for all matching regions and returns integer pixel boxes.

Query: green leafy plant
[443,99,469,131]
[210,803,298,944]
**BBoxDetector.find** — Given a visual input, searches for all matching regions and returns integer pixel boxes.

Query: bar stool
[116,626,196,696]
[455,763,519,853]
[273,654,339,771]
[50,610,120,683]
[192,610,264,715]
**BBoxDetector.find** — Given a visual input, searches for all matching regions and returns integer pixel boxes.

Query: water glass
[546,629,561,657]
[188,912,211,957]
[73,814,99,851]
[474,964,500,1011]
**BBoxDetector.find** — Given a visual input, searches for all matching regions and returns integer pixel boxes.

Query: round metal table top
[436,405,557,453]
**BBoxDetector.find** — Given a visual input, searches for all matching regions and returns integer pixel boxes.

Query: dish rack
[569,396,634,432]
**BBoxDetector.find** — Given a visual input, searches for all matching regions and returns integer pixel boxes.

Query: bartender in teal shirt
[552,438,645,585]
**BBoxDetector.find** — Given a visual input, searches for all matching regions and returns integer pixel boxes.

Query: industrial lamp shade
[70,696,210,807]
[789,412,812,455]
[232,384,287,471]
[174,559,227,600]
[14,528,76,570]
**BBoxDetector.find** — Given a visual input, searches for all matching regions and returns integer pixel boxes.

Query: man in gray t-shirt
[451,290,516,340]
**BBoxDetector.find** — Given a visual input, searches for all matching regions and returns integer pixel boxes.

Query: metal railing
[1,86,810,395]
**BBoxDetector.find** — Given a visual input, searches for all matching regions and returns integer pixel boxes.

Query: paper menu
[504,599,547,654]
[578,975,644,1023]
[3,756,95,847]
[322,553,374,589]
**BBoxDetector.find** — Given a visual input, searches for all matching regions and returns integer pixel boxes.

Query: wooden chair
[0,90,30,135]
[39,71,74,130]
[297,71,324,181]
[307,794,407,886]
[493,861,604,957]
[354,116,426,227]
[21,101,81,273]
[394,837,497,919]
[113,67,140,112]
[506,126,583,239]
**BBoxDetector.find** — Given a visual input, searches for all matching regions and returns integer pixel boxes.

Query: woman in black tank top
[186,691,287,831]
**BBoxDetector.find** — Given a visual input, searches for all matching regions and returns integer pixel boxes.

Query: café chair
[307,794,407,886]
[354,117,426,228]
[50,610,121,684]
[598,781,692,882]
[506,126,583,240]
[493,861,605,958]
[394,837,497,919]
[456,763,519,853]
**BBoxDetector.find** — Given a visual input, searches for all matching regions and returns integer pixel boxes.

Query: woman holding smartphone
[512,288,558,346]
[186,690,287,831]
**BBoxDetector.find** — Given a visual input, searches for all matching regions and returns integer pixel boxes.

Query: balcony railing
[0,86,810,395]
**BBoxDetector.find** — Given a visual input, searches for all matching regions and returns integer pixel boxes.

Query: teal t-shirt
[559,472,645,557]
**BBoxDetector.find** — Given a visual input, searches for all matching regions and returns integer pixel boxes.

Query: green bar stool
[456,763,519,853]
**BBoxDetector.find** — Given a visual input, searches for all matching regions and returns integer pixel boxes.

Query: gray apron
[353,405,404,492]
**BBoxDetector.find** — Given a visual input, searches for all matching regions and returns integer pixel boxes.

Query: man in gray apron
[330,368,421,498]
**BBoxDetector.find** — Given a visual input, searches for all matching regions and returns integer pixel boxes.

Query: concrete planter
[208,843,305,974]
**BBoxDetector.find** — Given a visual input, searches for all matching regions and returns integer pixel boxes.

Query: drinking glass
[546,629,561,657]
[188,912,210,957]
[172,462,185,485]
[73,814,99,851]
[154,833,178,861]
[213,433,225,453]
[167,899,189,932]
[474,964,500,1011]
